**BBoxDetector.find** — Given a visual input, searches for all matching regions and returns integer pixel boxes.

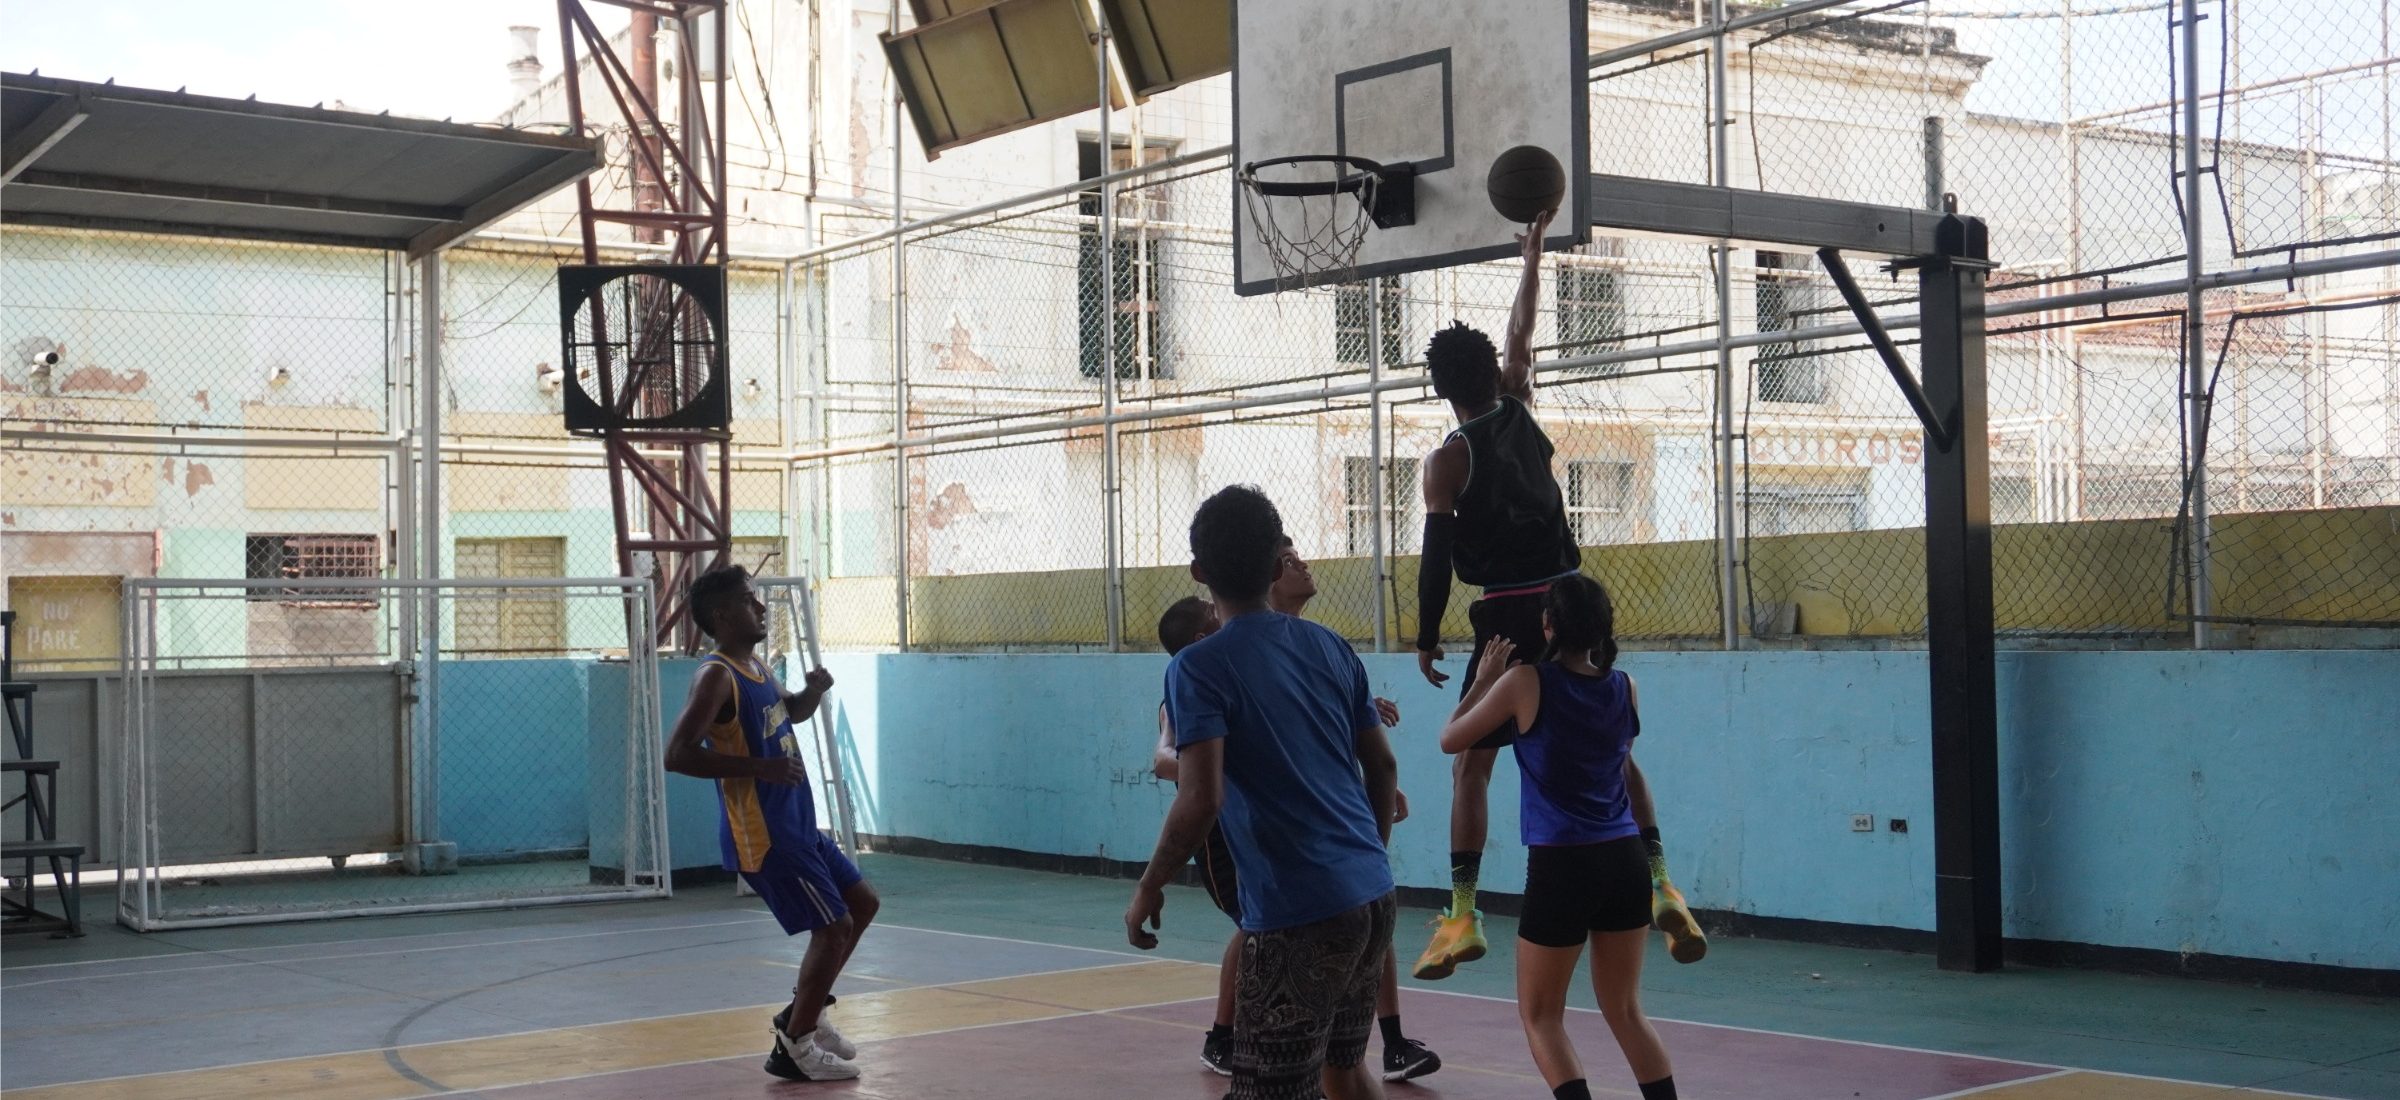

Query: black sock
[1378,1014,1404,1048]
[1552,1080,1593,1100]
[1638,1075,1678,1100]
[1450,851,1481,881]
[1208,1023,1232,1041]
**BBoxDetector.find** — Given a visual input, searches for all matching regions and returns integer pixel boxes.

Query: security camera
[29,349,59,369]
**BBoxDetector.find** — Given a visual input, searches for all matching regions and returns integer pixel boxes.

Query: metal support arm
[1817,246,1954,451]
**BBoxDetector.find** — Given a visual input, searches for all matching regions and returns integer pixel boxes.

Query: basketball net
[1238,163,1380,293]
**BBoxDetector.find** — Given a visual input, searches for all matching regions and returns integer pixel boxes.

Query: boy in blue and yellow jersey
[667,565,879,1083]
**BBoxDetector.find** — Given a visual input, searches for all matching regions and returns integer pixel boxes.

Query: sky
[0,1,2379,154]
[0,1,625,123]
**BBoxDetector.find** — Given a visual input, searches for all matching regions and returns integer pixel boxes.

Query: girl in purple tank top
[1438,575,1681,1100]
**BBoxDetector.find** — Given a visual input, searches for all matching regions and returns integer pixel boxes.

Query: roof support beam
[1,92,87,184]
[9,169,462,223]
[403,145,599,258]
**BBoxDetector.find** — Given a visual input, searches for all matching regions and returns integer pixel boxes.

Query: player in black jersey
[1409,209,1704,978]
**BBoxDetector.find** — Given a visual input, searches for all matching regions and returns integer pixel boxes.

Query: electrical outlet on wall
[1850,813,1875,832]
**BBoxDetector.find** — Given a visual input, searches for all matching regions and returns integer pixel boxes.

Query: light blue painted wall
[489,647,2387,968]
[724,648,2397,972]
[436,659,592,857]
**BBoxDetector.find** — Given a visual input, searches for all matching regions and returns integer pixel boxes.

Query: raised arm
[1440,640,1537,753]
[1499,207,1557,405]
[783,666,834,723]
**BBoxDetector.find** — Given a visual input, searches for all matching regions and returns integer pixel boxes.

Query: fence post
[407,250,454,875]
[1710,1,1742,650]
[892,67,911,652]
[2180,0,2214,646]
[1099,21,1126,652]
[1369,276,1390,652]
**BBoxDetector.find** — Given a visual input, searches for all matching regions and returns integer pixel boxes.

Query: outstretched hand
[1471,636,1519,692]
[1515,207,1557,260]
[1374,697,1401,728]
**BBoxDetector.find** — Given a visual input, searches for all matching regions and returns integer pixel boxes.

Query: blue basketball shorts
[741,831,865,935]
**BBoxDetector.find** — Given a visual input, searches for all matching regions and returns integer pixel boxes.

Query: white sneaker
[773,1026,861,1081]
[815,1014,858,1060]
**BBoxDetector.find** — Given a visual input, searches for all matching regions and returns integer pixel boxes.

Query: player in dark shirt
[1410,210,1702,978]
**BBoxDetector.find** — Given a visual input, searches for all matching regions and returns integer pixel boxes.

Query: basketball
[1486,144,1566,224]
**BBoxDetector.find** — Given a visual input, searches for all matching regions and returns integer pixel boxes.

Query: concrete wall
[684,648,2400,972]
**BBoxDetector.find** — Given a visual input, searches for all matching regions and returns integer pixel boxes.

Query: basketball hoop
[1238,155,1417,291]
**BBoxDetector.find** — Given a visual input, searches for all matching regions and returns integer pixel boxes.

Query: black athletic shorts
[1519,836,1653,947]
[1195,822,1242,922]
[1461,589,1552,749]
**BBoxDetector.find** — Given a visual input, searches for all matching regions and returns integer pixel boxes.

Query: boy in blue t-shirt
[1127,485,1401,1100]
[667,565,879,1083]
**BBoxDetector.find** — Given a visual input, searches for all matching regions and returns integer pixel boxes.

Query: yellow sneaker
[1652,879,1707,964]
[1411,908,1487,980]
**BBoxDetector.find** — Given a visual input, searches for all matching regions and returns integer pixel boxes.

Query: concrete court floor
[3,853,2394,1098]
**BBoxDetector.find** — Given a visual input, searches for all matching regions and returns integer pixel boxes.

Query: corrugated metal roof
[2,72,599,257]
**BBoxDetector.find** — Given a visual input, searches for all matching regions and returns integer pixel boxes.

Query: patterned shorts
[1229,893,1397,1100]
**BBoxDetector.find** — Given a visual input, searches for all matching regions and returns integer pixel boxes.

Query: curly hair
[1426,320,1499,407]
[1188,485,1285,603]
[687,564,752,640]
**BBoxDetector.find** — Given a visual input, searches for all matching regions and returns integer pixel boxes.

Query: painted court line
[0,914,784,987]
[1919,1069,2081,1099]
[419,987,1229,1098]
[858,922,2359,1100]
[7,946,1174,1095]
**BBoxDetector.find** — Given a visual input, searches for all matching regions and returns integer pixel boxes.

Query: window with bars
[1740,472,1869,537]
[1078,137,1173,381]
[244,534,380,605]
[1334,278,1405,367]
[1564,460,1637,545]
[454,538,568,656]
[1344,455,1422,557]
[1556,245,1625,361]
[1754,251,1827,404]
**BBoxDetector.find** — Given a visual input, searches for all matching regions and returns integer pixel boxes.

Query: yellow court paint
[10,960,1215,1100]
[1963,1071,2328,1099]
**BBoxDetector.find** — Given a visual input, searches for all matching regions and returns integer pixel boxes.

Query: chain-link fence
[114,578,667,930]
[5,0,2395,682]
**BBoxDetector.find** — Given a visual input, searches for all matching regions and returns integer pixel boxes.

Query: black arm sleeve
[1416,512,1456,652]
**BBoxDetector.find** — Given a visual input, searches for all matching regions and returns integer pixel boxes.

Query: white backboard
[1232,0,1588,295]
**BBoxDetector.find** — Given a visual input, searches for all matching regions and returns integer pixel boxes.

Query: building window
[245,534,379,605]
[454,537,567,655]
[1557,242,1626,362]
[1740,473,1868,537]
[1079,137,1172,381]
[1565,460,1637,545]
[1991,475,2036,524]
[1335,278,1405,367]
[1754,251,1826,404]
[1345,455,1421,557]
